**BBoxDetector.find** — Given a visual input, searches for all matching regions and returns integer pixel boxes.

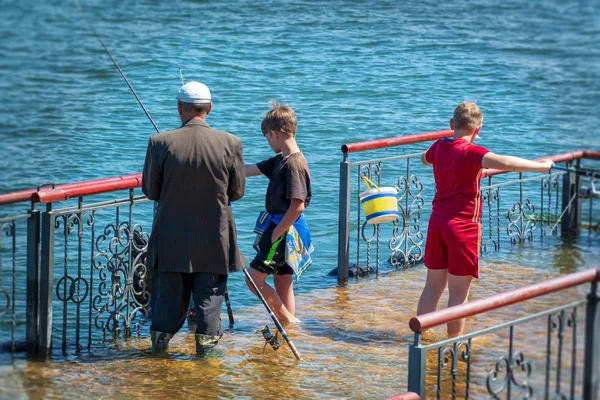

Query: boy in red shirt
[417,101,554,337]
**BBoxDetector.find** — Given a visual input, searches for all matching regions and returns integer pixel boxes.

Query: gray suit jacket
[142,119,247,274]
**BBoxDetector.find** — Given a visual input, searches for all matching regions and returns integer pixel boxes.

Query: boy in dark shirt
[245,101,313,326]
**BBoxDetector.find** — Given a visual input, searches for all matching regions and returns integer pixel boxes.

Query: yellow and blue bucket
[359,176,399,225]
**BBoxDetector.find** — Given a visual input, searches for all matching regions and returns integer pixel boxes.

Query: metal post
[407,332,426,397]
[26,209,40,356]
[337,156,351,283]
[574,159,582,231]
[39,210,55,359]
[561,161,582,234]
[583,279,598,400]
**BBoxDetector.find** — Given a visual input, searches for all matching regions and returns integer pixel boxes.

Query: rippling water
[0,0,599,398]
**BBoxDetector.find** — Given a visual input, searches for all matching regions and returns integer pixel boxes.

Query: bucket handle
[361,175,380,191]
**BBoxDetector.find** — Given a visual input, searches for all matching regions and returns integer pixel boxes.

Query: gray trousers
[150,271,227,337]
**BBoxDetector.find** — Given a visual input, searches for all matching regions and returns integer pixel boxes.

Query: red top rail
[0,174,142,206]
[1,130,598,206]
[0,188,39,206]
[409,267,600,332]
[32,174,142,204]
[341,130,454,154]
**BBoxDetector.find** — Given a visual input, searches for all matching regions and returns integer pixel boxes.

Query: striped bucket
[359,176,399,225]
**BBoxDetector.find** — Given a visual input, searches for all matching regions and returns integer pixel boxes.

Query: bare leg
[245,268,298,325]
[446,273,472,337]
[274,274,295,316]
[417,269,448,317]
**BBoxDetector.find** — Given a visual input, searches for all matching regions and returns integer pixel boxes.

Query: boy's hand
[271,198,305,243]
[271,231,282,244]
[245,164,263,177]
[539,159,555,171]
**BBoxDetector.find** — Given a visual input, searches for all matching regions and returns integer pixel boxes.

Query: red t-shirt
[425,138,490,222]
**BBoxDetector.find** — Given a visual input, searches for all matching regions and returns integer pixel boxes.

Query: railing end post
[583,279,599,400]
[26,209,41,357]
[337,159,351,284]
[38,210,56,360]
[407,332,425,397]
[561,161,583,236]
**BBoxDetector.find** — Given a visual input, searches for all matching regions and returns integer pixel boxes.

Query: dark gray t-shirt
[256,152,312,215]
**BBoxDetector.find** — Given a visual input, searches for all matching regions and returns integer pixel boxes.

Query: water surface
[0,0,599,398]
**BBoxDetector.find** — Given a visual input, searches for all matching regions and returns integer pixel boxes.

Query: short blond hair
[453,101,483,130]
[261,101,297,136]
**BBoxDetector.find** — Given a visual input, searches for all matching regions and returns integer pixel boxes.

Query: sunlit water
[0,0,599,398]
[1,234,598,399]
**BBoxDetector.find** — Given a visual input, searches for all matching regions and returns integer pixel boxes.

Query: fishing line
[73,0,160,133]
[546,165,599,233]
[547,190,577,234]
[73,0,237,326]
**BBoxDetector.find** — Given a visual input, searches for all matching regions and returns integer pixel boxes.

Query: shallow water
[1,233,598,399]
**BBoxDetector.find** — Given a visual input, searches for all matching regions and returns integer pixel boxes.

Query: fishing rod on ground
[73,0,236,327]
[545,164,599,233]
[243,268,302,360]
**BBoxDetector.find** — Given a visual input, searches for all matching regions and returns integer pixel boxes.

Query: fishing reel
[580,179,598,199]
[261,325,281,352]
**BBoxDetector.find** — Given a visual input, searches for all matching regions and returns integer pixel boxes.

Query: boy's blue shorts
[249,223,294,276]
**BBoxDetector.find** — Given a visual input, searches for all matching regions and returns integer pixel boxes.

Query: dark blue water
[0,1,599,397]
[1,0,599,273]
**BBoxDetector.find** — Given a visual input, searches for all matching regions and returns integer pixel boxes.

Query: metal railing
[1,130,598,363]
[407,268,599,400]
[0,175,151,358]
[336,131,599,282]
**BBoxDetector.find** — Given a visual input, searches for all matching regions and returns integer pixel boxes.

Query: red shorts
[424,214,482,278]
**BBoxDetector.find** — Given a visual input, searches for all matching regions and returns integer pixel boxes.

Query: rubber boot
[195,333,221,354]
[151,330,173,351]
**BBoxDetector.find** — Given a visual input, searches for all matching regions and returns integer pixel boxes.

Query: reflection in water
[0,239,598,399]
[552,237,585,274]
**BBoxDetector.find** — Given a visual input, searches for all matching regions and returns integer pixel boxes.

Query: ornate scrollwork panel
[486,352,533,399]
[507,198,536,243]
[389,173,424,268]
[93,221,150,337]
[481,188,500,252]
[0,222,15,318]
[542,176,561,236]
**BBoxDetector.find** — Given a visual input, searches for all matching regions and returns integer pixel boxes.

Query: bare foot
[281,316,301,327]
[447,331,462,339]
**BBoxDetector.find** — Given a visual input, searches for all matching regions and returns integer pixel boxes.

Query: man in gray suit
[142,81,246,353]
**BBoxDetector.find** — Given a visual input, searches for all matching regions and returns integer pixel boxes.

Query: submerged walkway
[1,235,597,399]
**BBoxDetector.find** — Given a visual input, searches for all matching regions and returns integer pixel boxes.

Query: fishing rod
[73,0,237,326]
[243,268,302,360]
[73,0,160,133]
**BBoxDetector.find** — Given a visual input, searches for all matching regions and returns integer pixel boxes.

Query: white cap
[176,81,211,104]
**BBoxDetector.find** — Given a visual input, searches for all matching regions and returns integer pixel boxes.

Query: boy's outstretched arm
[245,164,262,177]
[482,153,554,173]
[271,198,305,243]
